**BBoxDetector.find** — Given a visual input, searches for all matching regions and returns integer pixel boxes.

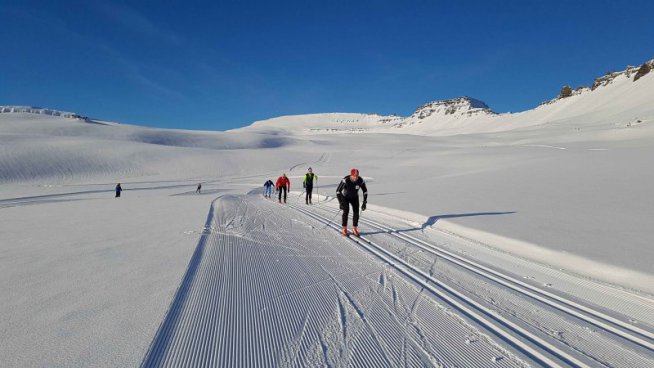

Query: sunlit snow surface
[1,70,654,367]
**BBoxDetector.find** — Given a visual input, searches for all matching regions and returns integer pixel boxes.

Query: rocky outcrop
[540,57,654,106]
[633,61,652,82]
[559,85,573,98]
[410,97,495,120]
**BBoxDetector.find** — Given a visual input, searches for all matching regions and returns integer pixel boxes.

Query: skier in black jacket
[336,168,368,237]
[303,167,317,204]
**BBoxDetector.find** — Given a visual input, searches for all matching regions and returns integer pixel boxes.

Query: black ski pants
[305,186,313,204]
[342,196,360,227]
[278,186,287,202]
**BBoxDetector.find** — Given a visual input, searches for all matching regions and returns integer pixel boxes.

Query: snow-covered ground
[1,60,654,367]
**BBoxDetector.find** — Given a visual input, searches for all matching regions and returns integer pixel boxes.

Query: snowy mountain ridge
[410,96,496,120]
[240,57,654,136]
[539,58,654,106]
[0,105,93,122]
[3,57,653,137]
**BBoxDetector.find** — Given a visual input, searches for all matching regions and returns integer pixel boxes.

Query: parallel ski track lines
[289,203,592,368]
[376,211,654,325]
[254,199,420,367]
[414,250,654,368]
[275,198,526,367]
[387,212,654,327]
[312,203,654,354]
[140,196,389,367]
[143,194,527,367]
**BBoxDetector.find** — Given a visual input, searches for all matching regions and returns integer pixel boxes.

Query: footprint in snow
[465,337,478,345]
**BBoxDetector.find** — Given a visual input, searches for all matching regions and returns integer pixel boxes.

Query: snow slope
[2,58,654,367]
[237,59,654,136]
[230,112,403,135]
[0,112,297,183]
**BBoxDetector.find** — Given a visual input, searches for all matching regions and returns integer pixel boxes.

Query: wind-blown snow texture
[1,59,654,367]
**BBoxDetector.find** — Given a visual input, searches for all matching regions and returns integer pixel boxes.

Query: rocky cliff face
[633,61,653,82]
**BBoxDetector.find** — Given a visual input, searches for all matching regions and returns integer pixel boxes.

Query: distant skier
[196,183,202,194]
[263,179,274,198]
[276,173,290,204]
[115,183,122,198]
[336,168,368,237]
[303,167,318,205]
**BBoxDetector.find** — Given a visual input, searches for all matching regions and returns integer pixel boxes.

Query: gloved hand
[361,201,367,211]
[303,183,306,189]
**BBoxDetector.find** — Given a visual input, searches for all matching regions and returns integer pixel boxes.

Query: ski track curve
[288,152,331,173]
[140,193,528,367]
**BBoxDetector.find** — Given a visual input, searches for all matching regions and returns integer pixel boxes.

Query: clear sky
[1,0,653,130]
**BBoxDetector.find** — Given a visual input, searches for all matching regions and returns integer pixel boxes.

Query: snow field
[0,182,222,367]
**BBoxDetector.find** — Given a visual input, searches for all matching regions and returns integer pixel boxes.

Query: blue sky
[1,0,653,130]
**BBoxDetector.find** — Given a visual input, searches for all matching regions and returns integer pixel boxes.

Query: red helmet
[350,168,359,176]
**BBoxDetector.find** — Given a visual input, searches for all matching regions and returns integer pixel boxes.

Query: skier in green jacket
[303,167,318,205]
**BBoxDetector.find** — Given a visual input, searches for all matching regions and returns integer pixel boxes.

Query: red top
[276,176,290,190]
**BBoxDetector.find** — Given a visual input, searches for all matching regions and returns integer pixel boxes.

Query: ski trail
[288,152,331,173]
[305,200,654,367]
[288,162,308,172]
[140,193,527,367]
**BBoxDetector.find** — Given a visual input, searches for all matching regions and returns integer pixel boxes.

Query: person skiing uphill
[336,168,368,237]
[263,179,274,198]
[303,167,318,205]
[276,173,290,204]
[115,183,122,198]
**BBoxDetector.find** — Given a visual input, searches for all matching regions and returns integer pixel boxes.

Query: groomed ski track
[141,191,654,367]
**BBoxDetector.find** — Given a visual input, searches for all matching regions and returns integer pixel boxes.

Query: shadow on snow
[139,197,221,367]
[360,211,516,236]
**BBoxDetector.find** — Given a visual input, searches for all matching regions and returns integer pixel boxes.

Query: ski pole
[323,209,342,229]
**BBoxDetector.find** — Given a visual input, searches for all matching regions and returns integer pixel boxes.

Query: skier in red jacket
[276,173,290,204]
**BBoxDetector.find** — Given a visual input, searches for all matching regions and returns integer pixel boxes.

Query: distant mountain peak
[410,96,495,120]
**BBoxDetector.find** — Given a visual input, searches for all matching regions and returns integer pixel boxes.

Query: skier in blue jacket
[263,179,274,198]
